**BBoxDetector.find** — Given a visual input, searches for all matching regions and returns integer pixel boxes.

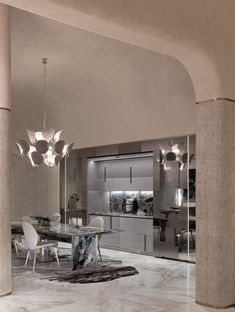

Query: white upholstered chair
[22,221,60,271]
[49,213,61,225]
[69,217,82,227]
[13,236,28,257]
[89,217,104,262]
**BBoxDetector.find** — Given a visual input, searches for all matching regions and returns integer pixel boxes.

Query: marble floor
[0,249,234,312]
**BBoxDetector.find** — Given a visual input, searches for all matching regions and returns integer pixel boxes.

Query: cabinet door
[98,162,112,191]
[107,216,120,248]
[134,219,153,236]
[87,161,100,191]
[120,232,137,251]
[129,158,153,191]
[112,160,130,191]
[99,216,111,246]
[105,160,130,191]
[103,216,111,230]
[119,218,153,253]
[119,218,141,251]
[145,235,153,253]
[98,216,121,248]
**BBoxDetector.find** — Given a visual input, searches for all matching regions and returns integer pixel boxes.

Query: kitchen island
[89,212,164,254]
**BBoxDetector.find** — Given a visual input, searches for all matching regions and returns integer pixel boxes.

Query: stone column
[0,4,11,297]
[196,98,235,308]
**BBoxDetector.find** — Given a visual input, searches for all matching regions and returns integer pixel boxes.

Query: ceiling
[2,0,235,100]
[11,8,195,149]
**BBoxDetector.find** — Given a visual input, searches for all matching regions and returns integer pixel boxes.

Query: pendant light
[15,58,73,167]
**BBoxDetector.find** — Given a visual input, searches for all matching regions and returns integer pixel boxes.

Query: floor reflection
[1,248,233,312]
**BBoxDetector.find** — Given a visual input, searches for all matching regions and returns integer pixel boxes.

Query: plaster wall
[10,154,59,221]
[2,0,235,100]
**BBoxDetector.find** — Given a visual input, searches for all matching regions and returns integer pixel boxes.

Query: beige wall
[11,9,195,150]
[10,154,59,221]
[60,157,83,210]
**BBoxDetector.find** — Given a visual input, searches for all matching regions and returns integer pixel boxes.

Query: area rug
[44,265,139,283]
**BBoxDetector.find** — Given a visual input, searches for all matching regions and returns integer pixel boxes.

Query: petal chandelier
[15,58,73,167]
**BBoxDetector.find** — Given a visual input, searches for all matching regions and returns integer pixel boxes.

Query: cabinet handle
[104,167,107,182]
[130,166,132,183]
[144,235,147,252]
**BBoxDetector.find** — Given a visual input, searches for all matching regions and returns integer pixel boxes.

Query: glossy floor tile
[0,249,234,312]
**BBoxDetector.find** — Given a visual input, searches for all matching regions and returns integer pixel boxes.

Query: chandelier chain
[43,58,47,129]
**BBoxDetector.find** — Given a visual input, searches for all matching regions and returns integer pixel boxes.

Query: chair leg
[98,243,102,262]
[25,250,30,267]
[33,250,37,272]
[190,231,195,249]
[54,247,60,267]
[14,239,19,257]
[180,233,184,252]
[97,234,102,262]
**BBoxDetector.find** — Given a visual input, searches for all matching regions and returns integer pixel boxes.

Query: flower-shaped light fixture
[161,143,183,171]
[15,129,73,167]
[15,58,73,167]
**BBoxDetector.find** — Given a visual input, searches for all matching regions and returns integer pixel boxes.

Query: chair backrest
[69,217,82,226]
[89,216,104,230]
[15,236,28,249]
[22,221,39,250]
[50,213,61,224]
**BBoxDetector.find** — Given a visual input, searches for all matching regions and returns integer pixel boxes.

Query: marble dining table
[11,222,111,270]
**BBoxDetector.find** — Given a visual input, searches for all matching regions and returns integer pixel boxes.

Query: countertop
[89,212,168,220]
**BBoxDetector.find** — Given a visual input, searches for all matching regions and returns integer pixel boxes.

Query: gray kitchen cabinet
[100,216,121,248]
[109,216,121,248]
[97,162,111,191]
[103,215,111,230]
[87,161,100,191]
[98,215,153,254]
[119,218,153,252]
[106,160,130,191]
[130,158,153,191]
[95,157,153,192]
[145,234,153,253]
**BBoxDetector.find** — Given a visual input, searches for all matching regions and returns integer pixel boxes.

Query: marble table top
[11,222,111,243]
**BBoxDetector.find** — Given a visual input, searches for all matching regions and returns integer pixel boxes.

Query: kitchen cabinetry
[97,157,153,191]
[90,214,153,254]
[119,217,153,253]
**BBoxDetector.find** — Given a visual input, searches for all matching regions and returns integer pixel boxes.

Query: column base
[196,300,235,309]
[0,291,12,297]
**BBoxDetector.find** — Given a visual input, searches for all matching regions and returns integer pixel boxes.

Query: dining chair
[49,213,61,224]
[69,217,82,227]
[22,221,60,271]
[13,235,28,257]
[168,213,195,251]
[89,216,104,262]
